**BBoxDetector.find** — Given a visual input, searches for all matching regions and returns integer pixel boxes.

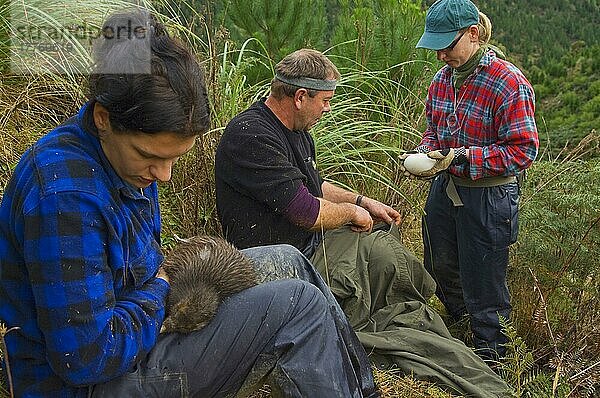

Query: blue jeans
[91,245,378,398]
[422,174,519,360]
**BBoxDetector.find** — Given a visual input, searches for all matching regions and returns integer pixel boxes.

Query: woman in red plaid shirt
[401,0,539,363]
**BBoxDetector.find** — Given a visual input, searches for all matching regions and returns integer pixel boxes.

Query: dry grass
[372,369,458,398]
[0,76,84,194]
[246,369,456,398]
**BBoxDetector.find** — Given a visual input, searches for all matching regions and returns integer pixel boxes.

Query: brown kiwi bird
[160,235,258,334]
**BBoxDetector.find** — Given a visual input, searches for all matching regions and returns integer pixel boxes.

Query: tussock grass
[246,368,457,398]
[0,76,84,194]
[372,368,458,398]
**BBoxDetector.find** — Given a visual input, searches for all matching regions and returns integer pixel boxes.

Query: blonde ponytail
[477,12,493,44]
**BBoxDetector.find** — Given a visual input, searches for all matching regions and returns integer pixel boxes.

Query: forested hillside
[427,0,599,156]
[476,0,598,71]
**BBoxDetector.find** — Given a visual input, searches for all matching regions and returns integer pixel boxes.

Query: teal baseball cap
[416,0,480,50]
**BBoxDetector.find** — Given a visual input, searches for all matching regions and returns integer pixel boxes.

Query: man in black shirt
[216,49,401,256]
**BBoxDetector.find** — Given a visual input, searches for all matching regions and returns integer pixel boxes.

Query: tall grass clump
[0,77,83,192]
[311,63,428,212]
[152,5,272,243]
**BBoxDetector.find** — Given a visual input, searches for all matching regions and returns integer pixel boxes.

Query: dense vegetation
[1,0,599,397]
[475,0,599,71]
[530,44,599,155]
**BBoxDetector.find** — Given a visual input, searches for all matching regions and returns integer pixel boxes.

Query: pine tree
[223,0,328,63]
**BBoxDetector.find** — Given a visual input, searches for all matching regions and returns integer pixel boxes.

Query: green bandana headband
[275,73,337,91]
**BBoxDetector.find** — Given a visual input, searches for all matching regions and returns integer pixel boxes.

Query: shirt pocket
[491,183,519,250]
[464,107,495,145]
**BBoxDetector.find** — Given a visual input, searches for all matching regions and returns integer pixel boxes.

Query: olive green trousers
[311,225,510,398]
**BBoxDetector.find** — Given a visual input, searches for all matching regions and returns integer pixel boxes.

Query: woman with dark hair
[0,9,379,397]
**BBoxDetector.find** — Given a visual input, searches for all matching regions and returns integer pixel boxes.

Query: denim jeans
[422,174,519,360]
[91,244,378,398]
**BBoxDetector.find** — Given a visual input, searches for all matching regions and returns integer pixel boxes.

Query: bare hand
[361,197,401,225]
[349,205,374,232]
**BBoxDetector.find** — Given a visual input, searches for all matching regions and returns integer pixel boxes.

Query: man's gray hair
[271,48,340,99]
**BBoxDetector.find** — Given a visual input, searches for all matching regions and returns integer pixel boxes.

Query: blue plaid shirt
[0,104,169,397]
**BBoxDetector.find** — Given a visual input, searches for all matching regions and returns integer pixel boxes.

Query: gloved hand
[419,148,455,176]
[416,147,468,177]
[400,147,468,178]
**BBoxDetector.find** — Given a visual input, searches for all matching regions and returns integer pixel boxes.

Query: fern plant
[499,318,574,397]
[512,158,600,349]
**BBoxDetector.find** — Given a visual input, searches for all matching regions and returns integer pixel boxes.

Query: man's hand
[349,205,374,232]
[361,196,401,225]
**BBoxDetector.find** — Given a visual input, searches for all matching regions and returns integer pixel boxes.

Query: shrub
[509,156,600,396]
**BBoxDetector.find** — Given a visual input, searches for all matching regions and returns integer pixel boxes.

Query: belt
[445,174,518,207]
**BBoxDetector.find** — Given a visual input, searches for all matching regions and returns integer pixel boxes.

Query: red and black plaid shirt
[420,50,539,180]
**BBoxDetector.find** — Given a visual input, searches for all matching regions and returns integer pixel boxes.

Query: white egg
[403,153,437,175]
